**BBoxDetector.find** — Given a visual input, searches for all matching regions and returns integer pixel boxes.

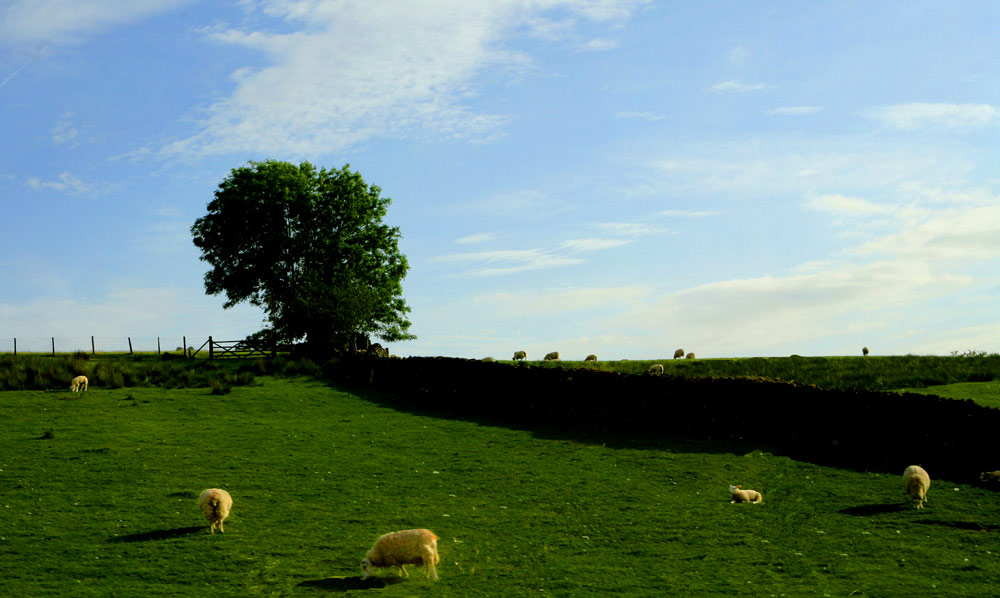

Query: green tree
[191,160,414,356]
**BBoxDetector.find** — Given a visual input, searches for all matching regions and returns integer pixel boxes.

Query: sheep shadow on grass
[916,520,1000,533]
[295,576,399,591]
[107,526,204,543]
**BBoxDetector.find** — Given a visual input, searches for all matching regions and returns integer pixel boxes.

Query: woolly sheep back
[198,488,233,534]
[69,375,88,392]
[361,528,439,580]
[902,465,930,509]
[512,350,526,361]
[544,351,560,361]
[673,349,684,359]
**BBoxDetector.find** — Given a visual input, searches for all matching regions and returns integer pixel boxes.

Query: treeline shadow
[325,356,1000,482]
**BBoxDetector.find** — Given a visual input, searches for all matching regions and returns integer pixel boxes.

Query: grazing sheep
[585,354,597,362]
[902,465,930,509]
[69,375,88,392]
[512,350,527,361]
[862,346,870,357]
[729,484,763,504]
[980,470,1000,484]
[648,363,663,375]
[481,357,495,362]
[544,351,560,361]
[361,528,440,580]
[673,349,684,359]
[198,488,233,534]
[685,352,695,360]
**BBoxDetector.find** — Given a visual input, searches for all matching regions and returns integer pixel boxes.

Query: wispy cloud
[456,232,497,245]
[615,111,666,121]
[0,0,191,46]
[27,172,94,194]
[770,106,823,116]
[161,0,648,159]
[868,103,999,130]
[710,80,773,94]
[434,234,632,276]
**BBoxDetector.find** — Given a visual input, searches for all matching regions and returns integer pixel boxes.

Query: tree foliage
[191,160,414,355]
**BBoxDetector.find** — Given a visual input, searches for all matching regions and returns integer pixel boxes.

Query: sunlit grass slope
[2,378,1000,596]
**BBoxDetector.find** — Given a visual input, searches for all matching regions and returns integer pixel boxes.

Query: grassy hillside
[528,354,1000,391]
[3,379,1000,596]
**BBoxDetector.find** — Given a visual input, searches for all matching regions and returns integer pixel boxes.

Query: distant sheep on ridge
[584,354,597,362]
[673,349,684,359]
[512,350,526,361]
[544,351,560,361]
[648,363,663,375]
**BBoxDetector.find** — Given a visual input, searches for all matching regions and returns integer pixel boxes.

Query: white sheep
[198,488,233,534]
[648,363,663,375]
[862,346,870,357]
[902,465,930,509]
[729,484,763,504]
[512,350,527,361]
[361,528,440,580]
[685,352,695,360]
[584,354,597,362]
[544,351,560,361]
[69,375,88,392]
[673,349,684,359]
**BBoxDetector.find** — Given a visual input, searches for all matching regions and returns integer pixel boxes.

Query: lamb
[69,375,88,392]
[673,349,684,359]
[585,354,597,362]
[685,352,695,359]
[198,488,233,534]
[648,363,663,375]
[361,528,440,580]
[863,346,870,357]
[729,484,763,504]
[902,465,930,509]
[544,351,560,361]
[512,350,526,361]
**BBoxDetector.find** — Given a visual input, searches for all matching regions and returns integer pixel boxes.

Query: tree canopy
[191,160,414,355]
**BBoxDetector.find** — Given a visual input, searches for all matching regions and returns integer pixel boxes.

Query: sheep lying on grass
[198,488,233,534]
[512,350,526,361]
[903,465,930,509]
[685,352,695,360]
[544,351,559,361]
[673,349,684,359]
[361,528,440,580]
[585,354,597,362]
[648,363,663,375]
[729,484,763,504]
[69,375,88,392]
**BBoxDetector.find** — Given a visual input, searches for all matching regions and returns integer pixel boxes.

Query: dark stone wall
[328,356,1000,482]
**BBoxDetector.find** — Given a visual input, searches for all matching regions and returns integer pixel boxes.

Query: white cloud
[770,106,823,116]
[162,0,648,158]
[581,37,618,51]
[433,248,585,277]
[805,194,894,217]
[0,0,191,46]
[456,232,497,245]
[27,172,93,194]
[559,238,630,252]
[615,111,666,121]
[710,80,772,93]
[868,103,999,131]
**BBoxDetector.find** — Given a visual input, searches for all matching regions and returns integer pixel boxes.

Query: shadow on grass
[107,526,204,543]
[295,576,399,592]
[917,520,1000,532]
[839,503,905,516]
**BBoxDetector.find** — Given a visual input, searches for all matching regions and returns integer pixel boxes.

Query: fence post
[92,336,96,355]
[51,337,55,356]
[183,336,187,358]
[13,338,16,356]
[128,337,133,355]
[208,336,214,360]
[157,337,161,354]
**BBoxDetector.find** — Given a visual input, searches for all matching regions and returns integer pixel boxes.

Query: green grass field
[3,377,1000,596]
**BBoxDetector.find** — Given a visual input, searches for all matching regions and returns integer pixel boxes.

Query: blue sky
[2,1,999,359]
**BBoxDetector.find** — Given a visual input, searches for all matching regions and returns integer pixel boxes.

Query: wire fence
[0,337,193,355]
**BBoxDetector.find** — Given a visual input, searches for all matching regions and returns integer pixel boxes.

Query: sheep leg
[398,564,408,577]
